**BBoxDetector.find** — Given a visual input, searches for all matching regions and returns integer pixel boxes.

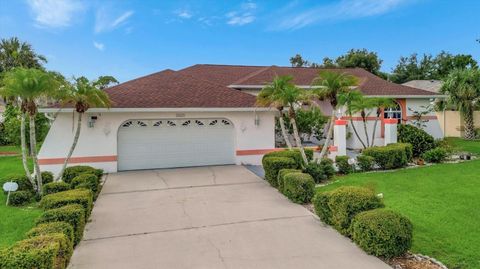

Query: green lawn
[445,137,480,155]
[0,146,42,248]
[316,139,480,269]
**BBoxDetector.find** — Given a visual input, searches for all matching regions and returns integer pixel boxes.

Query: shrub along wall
[363,143,412,170]
[282,173,315,204]
[313,186,413,259]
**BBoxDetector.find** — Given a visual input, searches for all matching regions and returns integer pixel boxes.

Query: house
[38,64,442,174]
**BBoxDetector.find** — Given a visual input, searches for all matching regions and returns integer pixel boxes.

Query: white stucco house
[38,64,443,174]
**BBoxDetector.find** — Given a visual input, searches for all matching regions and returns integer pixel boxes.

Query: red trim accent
[384,118,398,124]
[335,120,348,125]
[236,147,320,156]
[328,146,338,152]
[39,155,117,165]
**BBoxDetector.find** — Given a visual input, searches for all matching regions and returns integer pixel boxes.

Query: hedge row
[313,186,413,258]
[0,165,102,269]
[362,143,412,170]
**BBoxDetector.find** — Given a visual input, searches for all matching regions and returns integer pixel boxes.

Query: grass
[0,145,42,248]
[445,137,480,155]
[316,138,480,269]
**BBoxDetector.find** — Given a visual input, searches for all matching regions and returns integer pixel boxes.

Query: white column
[333,119,347,156]
[384,119,398,145]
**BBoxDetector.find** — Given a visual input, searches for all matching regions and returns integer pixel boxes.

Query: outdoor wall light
[88,115,98,128]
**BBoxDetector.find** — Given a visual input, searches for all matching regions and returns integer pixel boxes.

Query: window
[384,102,402,123]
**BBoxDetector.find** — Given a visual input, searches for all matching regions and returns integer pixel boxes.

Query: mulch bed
[388,253,448,269]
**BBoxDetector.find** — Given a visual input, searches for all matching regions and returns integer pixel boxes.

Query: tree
[55,76,116,181]
[294,107,327,141]
[335,49,383,75]
[290,54,311,67]
[349,96,376,147]
[433,51,478,78]
[257,75,309,165]
[441,69,480,140]
[0,37,47,73]
[368,98,395,147]
[312,71,358,159]
[338,90,367,148]
[1,68,60,194]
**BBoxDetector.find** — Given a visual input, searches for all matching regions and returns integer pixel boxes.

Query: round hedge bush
[43,182,71,196]
[8,190,32,206]
[398,124,435,157]
[262,157,297,187]
[282,172,315,204]
[2,174,33,192]
[327,186,384,235]
[356,155,375,171]
[40,171,54,185]
[422,147,448,163]
[71,173,100,196]
[62,166,101,184]
[303,158,335,183]
[351,209,413,258]
[277,169,301,192]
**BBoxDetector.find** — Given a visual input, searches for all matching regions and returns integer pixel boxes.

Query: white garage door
[117,118,235,171]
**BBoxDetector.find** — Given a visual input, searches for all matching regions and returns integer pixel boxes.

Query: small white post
[334,119,347,156]
[384,119,398,145]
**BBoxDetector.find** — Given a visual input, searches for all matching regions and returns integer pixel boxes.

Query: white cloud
[95,8,134,33]
[93,41,105,51]
[226,1,257,26]
[175,9,193,19]
[26,0,84,28]
[275,0,414,30]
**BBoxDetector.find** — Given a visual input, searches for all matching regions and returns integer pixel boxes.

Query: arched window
[384,102,402,123]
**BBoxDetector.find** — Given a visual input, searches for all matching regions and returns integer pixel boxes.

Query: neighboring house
[402,80,443,93]
[38,64,442,174]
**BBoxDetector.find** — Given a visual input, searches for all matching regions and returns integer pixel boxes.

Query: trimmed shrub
[277,169,301,192]
[62,166,99,184]
[71,173,100,196]
[262,157,297,187]
[282,173,315,204]
[422,147,448,163]
[363,143,410,170]
[327,186,384,235]
[0,233,72,269]
[303,158,335,183]
[351,209,413,258]
[398,124,435,157]
[335,155,353,174]
[313,191,333,225]
[262,149,313,168]
[43,182,71,196]
[26,221,75,247]
[2,174,33,192]
[357,155,375,171]
[398,142,414,162]
[36,204,85,245]
[40,188,93,219]
[8,190,32,206]
[41,171,54,185]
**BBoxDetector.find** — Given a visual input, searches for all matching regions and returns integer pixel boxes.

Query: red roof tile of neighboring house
[94,64,439,109]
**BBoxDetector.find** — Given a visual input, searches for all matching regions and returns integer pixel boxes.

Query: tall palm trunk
[56,112,82,181]
[346,109,366,148]
[20,112,35,189]
[370,110,381,147]
[289,108,308,165]
[463,111,476,140]
[319,110,336,159]
[361,111,370,147]
[29,114,42,195]
[278,111,293,149]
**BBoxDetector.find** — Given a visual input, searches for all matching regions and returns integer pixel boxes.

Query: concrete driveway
[69,165,390,269]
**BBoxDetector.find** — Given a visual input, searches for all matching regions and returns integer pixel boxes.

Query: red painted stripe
[39,155,117,165]
[236,147,320,156]
[328,146,338,152]
[384,118,398,124]
[335,120,348,125]
[341,116,380,121]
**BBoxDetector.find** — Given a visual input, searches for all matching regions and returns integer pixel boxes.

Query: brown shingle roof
[101,64,438,109]
[104,69,257,108]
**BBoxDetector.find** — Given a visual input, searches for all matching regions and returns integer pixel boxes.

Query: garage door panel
[117,119,235,171]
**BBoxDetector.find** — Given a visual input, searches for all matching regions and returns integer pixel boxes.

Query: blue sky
[1,0,479,82]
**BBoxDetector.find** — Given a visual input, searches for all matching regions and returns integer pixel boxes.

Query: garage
[117,118,235,171]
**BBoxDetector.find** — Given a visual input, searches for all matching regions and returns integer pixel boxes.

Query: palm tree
[257,76,294,150]
[349,97,376,147]
[442,69,480,140]
[369,98,395,147]
[257,75,309,165]
[55,76,116,181]
[0,37,47,73]
[338,90,367,148]
[312,71,358,159]
[1,68,60,194]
